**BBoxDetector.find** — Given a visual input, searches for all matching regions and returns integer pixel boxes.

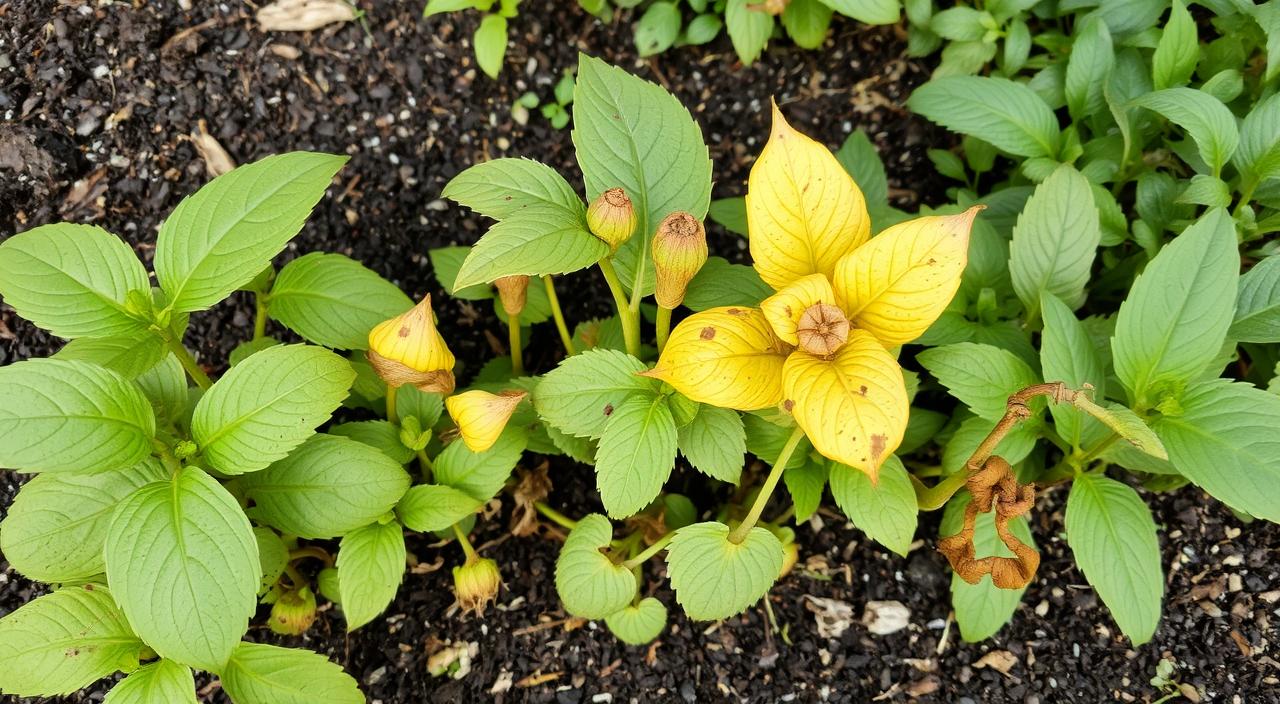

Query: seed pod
[494,275,530,317]
[452,556,502,617]
[587,188,637,250]
[367,294,456,393]
[796,303,850,357]
[445,389,528,453]
[269,586,317,636]
[652,211,708,309]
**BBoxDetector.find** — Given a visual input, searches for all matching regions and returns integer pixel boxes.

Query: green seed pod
[269,585,317,636]
[651,211,708,309]
[587,188,637,250]
[452,557,502,617]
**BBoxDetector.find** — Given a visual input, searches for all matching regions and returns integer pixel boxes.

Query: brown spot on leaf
[603,403,614,417]
[783,399,795,412]
[700,326,716,340]
[870,434,887,461]
[858,385,867,396]
[727,308,744,316]
[398,326,411,338]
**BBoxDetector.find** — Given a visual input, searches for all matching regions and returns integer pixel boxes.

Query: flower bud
[367,294,456,393]
[587,188,637,250]
[452,557,502,616]
[269,585,317,635]
[445,389,528,452]
[796,303,849,357]
[494,275,530,317]
[651,211,708,309]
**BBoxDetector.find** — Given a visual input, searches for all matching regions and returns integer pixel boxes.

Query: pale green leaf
[667,521,783,620]
[329,420,415,464]
[917,343,1040,421]
[534,349,656,439]
[1230,255,1280,343]
[783,461,828,522]
[473,15,507,79]
[396,484,482,532]
[1065,16,1113,120]
[453,204,609,289]
[781,0,833,49]
[828,456,917,556]
[221,642,363,704]
[676,405,746,484]
[1132,89,1238,175]
[725,0,773,64]
[1040,293,1107,448]
[432,427,528,502]
[1235,94,1280,185]
[821,0,899,24]
[595,395,678,518]
[269,253,411,350]
[54,335,167,380]
[635,2,682,55]
[1152,0,1198,90]
[1072,398,1167,460]
[103,660,196,704]
[428,246,493,301]
[135,354,188,426]
[337,520,406,631]
[907,76,1060,159]
[604,597,667,645]
[1009,164,1100,314]
[555,514,638,619]
[255,526,289,595]
[442,158,582,221]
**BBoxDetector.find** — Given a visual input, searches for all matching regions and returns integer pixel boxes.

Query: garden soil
[1,1,1277,702]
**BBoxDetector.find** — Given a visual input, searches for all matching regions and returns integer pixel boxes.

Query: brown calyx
[796,303,850,357]
[366,349,456,394]
[936,456,1040,589]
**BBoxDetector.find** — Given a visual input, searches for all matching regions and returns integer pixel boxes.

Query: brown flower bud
[651,211,708,309]
[452,556,502,617]
[587,188,637,250]
[367,294,456,393]
[796,303,849,357]
[269,586,317,636]
[494,275,530,317]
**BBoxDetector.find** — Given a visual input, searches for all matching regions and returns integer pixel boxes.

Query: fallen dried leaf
[256,0,357,32]
[515,671,561,688]
[191,120,235,177]
[973,649,1018,675]
[804,595,855,639]
[1229,629,1253,657]
[861,600,911,636]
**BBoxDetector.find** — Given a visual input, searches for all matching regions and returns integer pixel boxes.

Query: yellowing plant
[647,104,980,480]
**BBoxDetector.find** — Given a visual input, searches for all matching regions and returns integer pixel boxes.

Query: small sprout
[586,188,637,250]
[452,556,502,617]
[651,211,708,309]
[445,389,527,453]
[269,585,317,636]
[366,294,456,394]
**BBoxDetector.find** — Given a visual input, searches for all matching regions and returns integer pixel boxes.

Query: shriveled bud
[652,211,708,309]
[269,586,317,635]
[587,188,637,250]
[494,275,530,317]
[796,303,849,357]
[367,294,456,393]
[445,389,528,452]
[452,556,502,616]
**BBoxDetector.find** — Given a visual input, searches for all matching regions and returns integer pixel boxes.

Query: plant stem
[417,449,434,482]
[655,305,672,353]
[385,384,399,425]
[283,564,307,589]
[729,426,806,544]
[452,521,479,562]
[543,276,576,355]
[533,501,578,531]
[288,546,335,567]
[629,241,647,314]
[1077,431,1120,465]
[598,258,640,357]
[253,294,268,340]
[508,311,525,376]
[622,531,676,569]
[163,335,212,390]
[911,471,971,511]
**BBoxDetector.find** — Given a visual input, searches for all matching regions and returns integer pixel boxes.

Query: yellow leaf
[782,330,908,479]
[832,207,980,348]
[642,307,789,411]
[746,102,870,290]
[760,273,838,346]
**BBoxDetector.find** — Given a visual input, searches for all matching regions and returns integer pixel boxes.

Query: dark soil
[2,1,1278,703]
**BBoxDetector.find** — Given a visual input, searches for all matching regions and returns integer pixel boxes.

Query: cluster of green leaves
[860,0,1280,643]
[512,69,577,129]
[423,0,519,79]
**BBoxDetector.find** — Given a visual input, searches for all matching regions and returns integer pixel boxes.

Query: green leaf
[255,526,289,595]
[667,521,783,620]
[834,130,889,210]
[1231,255,1280,343]
[0,359,155,474]
[103,659,196,704]
[221,642,363,704]
[595,395,678,518]
[0,585,142,697]
[473,14,507,79]
[635,2,681,56]
[555,513,638,618]
[192,344,355,475]
[1112,209,1238,408]
[682,257,772,311]
[942,416,1038,476]
[1040,293,1106,449]
[135,354,188,425]
[821,0,899,24]
[155,152,346,313]
[432,428,528,502]
[1009,164,1099,314]
[395,385,445,429]
[928,7,988,41]
[1065,473,1163,645]
[604,597,667,645]
[573,54,712,294]
[907,76,1060,159]
[1155,379,1280,522]
[1065,16,1113,120]
[1132,89,1238,176]
[0,223,149,339]
[241,434,412,539]
[428,246,493,301]
[725,0,773,64]
[1177,174,1231,208]
[0,458,166,583]
[708,197,747,236]
[269,253,412,350]
[442,158,583,221]
[453,205,609,289]
[53,335,167,380]
[396,484,482,532]
[783,461,828,522]
[329,420,415,464]
[828,457,917,556]
[676,405,746,484]
[105,467,258,672]
[1234,94,1280,186]
[684,13,724,44]
[1073,399,1167,461]
[918,343,1040,421]
[423,0,480,15]
[534,349,656,439]
[337,520,406,631]
[941,494,1034,642]
[781,0,833,49]
[1251,0,1280,84]
[1152,0,1197,90]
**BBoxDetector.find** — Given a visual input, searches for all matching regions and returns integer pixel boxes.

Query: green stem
[288,546,335,567]
[385,385,399,425]
[910,471,970,511]
[543,276,576,355]
[452,521,479,562]
[728,426,806,544]
[253,294,268,340]
[417,449,435,482]
[1234,179,1257,217]
[283,564,307,589]
[1077,432,1120,465]
[508,312,524,376]
[622,531,676,569]
[163,335,213,390]
[533,501,578,531]
[655,305,672,353]
[629,239,647,313]
[598,258,641,357]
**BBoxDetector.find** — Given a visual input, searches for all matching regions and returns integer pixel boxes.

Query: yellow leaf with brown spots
[747,102,870,290]
[643,307,788,411]
[782,329,908,479]
[760,273,839,346]
[832,207,979,348]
